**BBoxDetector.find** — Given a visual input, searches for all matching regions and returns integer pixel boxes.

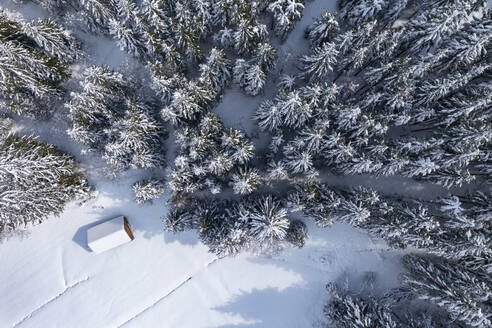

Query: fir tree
[0,134,90,236]
[243,64,267,96]
[133,178,166,204]
[268,0,305,39]
[231,167,262,195]
[300,42,339,82]
[244,195,289,247]
[199,47,231,93]
[0,10,73,116]
[305,10,339,48]
[397,255,491,328]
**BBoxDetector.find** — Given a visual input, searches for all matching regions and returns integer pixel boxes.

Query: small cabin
[87,216,134,254]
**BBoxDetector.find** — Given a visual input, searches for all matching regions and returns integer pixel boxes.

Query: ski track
[12,276,90,328]
[117,257,220,328]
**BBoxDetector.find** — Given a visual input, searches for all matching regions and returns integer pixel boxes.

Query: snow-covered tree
[21,18,79,62]
[233,18,268,54]
[199,47,231,93]
[253,42,277,72]
[0,10,74,116]
[339,0,389,26]
[397,255,491,328]
[305,10,339,47]
[404,0,482,54]
[254,100,283,131]
[300,42,339,82]
[268,0,305,39]
[0,134,90,236]
[278,90,312,128]
[242,64,267,96]
[133,179,166,204]
[231,167,262,195]
[245,195,289,246]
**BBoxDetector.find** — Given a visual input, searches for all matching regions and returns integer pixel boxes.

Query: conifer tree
[305,10,339,48]
[231,167,262,195]
[300,42,339,82]
[243,64,267,96]
[243,195,289,247]
[133,179,166,204]
[268,0,305,39]
[397,255,491,328]
[0,133,90,236]
[0,10,74,116]
[199,47,231,93]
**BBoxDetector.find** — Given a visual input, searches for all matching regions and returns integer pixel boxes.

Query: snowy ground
[0,175,402,328]
[1,1,411,327]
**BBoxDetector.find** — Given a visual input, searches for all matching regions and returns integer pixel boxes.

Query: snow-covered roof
[87,216,133,254]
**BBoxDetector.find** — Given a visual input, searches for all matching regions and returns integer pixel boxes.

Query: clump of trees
[256,1,491,188]
[324,253,491,328]
[66,65,168,171]
[164,194,307,256]
[282,1,491,327]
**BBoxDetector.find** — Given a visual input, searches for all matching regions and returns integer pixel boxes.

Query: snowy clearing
[0,175,401,328]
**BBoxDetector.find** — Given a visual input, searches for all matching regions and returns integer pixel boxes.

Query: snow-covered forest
[0,0,490,327]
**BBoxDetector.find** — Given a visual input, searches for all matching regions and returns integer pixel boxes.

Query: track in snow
[12,276,90,328]
[117,257,220,327]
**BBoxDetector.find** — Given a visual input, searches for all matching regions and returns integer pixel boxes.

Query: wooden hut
[87,216,134,254]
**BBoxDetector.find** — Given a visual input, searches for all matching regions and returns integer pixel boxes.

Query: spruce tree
[398,255,491,328]
[0,133,90,236]
[0,10,74,117]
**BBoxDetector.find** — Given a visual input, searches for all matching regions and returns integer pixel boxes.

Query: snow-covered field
[0,175,402,328]
[0,1,408,327]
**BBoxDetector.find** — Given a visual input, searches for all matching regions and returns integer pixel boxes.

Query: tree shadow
[214,285,316,328]
[163,229,201,246]
[209,224,403,327]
